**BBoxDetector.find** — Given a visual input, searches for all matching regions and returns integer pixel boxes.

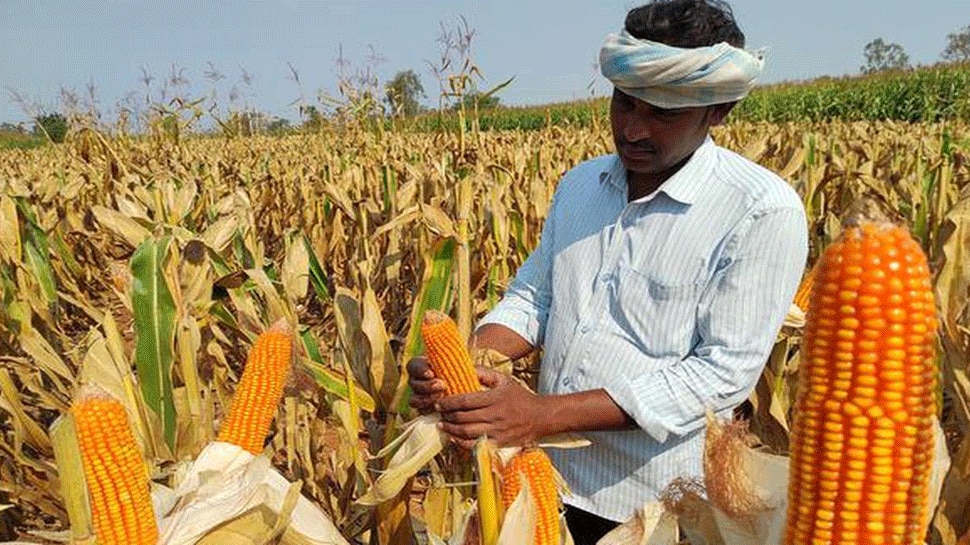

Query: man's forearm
[537,389,637,438]
[470,323,536,361]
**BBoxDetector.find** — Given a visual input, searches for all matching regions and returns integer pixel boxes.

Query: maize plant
[358,310,483,510]
[785,220,939,544]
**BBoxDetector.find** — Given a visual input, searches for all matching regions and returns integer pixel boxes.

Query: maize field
[0,115,968,544]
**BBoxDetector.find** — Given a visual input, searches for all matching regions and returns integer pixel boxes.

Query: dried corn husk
[157,441,348,545]
[596,502,678,545]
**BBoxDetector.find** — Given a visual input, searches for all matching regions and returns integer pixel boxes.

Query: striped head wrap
[599,29,765,108]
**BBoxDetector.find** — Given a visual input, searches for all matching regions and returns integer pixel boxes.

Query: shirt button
[579,324,591,334]
[562,377,571,387]
[599,273,610,283]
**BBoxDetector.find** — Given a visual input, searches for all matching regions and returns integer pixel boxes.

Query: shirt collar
[599,136,716,205]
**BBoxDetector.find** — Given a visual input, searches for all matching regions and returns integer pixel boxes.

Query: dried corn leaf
[90,205,151,247]
[281,233,310,302]
[357,414,447,506]
[48,415,92,542]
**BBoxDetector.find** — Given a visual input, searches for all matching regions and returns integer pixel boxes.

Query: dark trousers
[564,505,620,545]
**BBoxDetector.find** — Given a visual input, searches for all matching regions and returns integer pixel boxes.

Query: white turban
[599,29,765,108]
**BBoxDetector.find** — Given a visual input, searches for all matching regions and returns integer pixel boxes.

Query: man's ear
[707,102,737,126]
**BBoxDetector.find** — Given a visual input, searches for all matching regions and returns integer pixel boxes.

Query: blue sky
[1,1,968,124]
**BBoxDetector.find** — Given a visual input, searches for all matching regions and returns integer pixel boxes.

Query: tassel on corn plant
[785,220,939,545]
[217,319,294,455]
[73,387,158,545]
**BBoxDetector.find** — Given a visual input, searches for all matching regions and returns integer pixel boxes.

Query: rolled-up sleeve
[604,206,808,443]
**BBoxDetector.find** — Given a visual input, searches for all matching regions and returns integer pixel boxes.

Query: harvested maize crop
[501,447,561,545]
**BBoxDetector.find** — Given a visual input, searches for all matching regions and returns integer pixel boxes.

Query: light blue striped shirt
[478,136,808,521]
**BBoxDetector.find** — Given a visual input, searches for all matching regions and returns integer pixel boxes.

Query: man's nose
[623,114,651,143]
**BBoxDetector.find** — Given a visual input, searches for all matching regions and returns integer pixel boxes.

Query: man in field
[408,0,808,542]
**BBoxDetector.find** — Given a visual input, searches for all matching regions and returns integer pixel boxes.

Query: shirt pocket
[614,262,704,357]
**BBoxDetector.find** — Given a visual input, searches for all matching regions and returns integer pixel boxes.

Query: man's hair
[625,0,745,49]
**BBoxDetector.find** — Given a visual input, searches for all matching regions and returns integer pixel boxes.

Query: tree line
[862,24,970,74]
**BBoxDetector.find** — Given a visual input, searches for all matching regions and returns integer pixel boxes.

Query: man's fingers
[410,378,446,396]
[438,420,487,441]
[408,395,437,413]
[406,356,434,379]
[450,437,478,451]
[475,366,506,388]
[439,407,491,425]
[435,390,493,413]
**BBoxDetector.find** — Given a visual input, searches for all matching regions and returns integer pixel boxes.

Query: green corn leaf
[302,233,331,303]
[394,236,456,415]
[299,327,376,413]
[15,198,57,306]
[131,236,178,449]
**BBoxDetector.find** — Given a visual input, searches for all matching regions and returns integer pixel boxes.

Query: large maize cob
[501,448,561,545]
[421,310,481,396]
[217,320,293,454]
[785,222,938,545]
[72,390,158,545]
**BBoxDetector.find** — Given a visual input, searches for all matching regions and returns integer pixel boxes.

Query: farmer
[408,0,808,542]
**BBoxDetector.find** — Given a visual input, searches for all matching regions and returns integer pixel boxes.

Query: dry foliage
[0,119,968,543]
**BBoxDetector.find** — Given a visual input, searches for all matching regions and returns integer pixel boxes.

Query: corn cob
[217,319,293,454]
[72,390,158,545]
[501,448,561,545]
[793,263,817,312]
[421,310,481,396]
[785,222,938,545]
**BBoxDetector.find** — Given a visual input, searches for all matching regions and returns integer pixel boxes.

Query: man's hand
[406,357,448,414]
[435,367,548,450]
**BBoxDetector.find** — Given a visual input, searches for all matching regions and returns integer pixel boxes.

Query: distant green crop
[402,62,970,132]
[731,62,970,123]
[0,131,46,151]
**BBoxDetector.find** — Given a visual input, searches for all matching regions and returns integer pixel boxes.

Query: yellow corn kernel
[217,319,293,454]
[72,391,158,545]
[421,310,481,396]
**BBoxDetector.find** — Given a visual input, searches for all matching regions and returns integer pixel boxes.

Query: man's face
[609,88,730,180]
